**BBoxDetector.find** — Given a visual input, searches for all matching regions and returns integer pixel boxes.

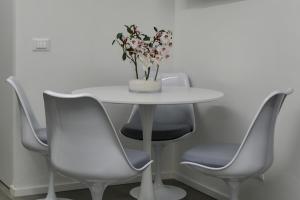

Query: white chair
[121,73,195,199]
[181,89,293,200]
[43,91,153,200]
[6,76,68,200]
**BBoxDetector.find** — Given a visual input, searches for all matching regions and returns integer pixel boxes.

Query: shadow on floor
[13,180,215,200]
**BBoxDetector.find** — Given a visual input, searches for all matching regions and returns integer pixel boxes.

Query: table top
[73,86,224,105]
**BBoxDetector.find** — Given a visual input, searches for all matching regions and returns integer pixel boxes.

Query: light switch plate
[33,38,50,52]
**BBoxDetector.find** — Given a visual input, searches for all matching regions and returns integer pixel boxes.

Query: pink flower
[128,38,144,50]
[160,31,173,45]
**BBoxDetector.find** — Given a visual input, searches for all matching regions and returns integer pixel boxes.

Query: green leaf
[122,52,127,61]
[116,33,123,40]
[143,35,150,41]
[154,27,158,32]
[125,25,133,34]
[112,40,116,45]
[124,25,132,34]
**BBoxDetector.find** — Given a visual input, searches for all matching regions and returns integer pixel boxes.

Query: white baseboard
[174,172,228,200]
[9,171,227,200]
[10,181,85,197]
[9,171,174,197]
[0,181,13,199]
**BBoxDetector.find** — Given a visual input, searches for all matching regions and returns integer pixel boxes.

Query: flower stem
[146,67,150,80]
[154,65,159,81]
[134,54,139,79]
[117,40,138,79]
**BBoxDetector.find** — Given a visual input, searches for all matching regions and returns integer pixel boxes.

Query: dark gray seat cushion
[125,149,150,169]
[181,144,240,168]
[121,122,193,141]
[36,128,48,144]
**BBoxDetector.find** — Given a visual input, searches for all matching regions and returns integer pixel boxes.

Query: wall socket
[33,38,50,52]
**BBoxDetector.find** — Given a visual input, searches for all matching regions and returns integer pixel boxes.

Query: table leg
[138,105,156,200]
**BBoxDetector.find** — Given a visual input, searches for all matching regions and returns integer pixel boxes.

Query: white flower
[157,46,170,57]
[160,31,172,45]
[128,38,140,49]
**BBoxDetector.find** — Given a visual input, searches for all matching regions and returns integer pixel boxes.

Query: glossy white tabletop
[73,86,224,105]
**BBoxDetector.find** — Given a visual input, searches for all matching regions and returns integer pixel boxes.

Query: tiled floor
[3,180,215,200]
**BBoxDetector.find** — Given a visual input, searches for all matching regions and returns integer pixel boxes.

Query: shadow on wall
[276,106,300,174]
[181,0,245,9]
[182,104,245,149]
[197,105,246,143]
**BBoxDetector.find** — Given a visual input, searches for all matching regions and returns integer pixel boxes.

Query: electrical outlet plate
[33,38,50,52]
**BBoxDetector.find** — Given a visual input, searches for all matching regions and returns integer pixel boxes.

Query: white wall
[0,0,15,187]
[174,0,300,199]
[7,0,300,198]
[12,0,175,194]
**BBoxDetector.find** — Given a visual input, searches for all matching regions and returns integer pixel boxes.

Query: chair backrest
[225,89,293,176]
[129,73,195,132]
[43,91,138,180]
[6,76,47,152]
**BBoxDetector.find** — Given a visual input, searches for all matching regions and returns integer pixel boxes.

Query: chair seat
[121,122,193,141]
[36,128,48,144]
[125,149,150,169]
[181,144,239,168]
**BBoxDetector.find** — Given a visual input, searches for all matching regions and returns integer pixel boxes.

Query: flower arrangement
[112,25,173,81]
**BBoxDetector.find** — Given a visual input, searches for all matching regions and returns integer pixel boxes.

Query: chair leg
[154,144,164,187]
[41,157,72,200]
[44,158,57,200]
[225,180,241,200]
[89,183,106,200]
[45,168,56,200]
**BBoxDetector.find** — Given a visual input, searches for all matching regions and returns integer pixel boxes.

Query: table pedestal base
[138,105,156,200]
[130,184,187,200]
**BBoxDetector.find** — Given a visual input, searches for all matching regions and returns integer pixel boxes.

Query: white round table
[73,86,223,200]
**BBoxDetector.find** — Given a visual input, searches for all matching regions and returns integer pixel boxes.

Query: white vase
[128,79,162,93]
